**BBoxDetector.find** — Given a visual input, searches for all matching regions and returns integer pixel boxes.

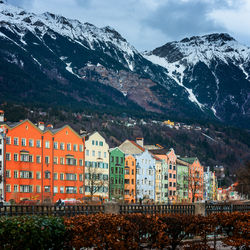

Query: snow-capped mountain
[0,0,249,127]
[144,33,250,127]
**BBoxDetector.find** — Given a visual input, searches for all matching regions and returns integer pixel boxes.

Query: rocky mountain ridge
[0,1,250,127]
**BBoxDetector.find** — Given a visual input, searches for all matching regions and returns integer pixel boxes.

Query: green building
[176,161,189,202]
[109,147,125,200]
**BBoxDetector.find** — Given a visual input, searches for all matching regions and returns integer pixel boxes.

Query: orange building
[124,155,136,203]
[179,157,204,202]
[2,119,85,203]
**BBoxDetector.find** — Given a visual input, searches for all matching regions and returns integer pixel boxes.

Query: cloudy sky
[6,0,250,51]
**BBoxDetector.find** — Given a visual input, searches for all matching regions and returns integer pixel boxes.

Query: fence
[0,203,249,217]
[0,204,104,217]
[120,204,195,215]
[205,203,250,215]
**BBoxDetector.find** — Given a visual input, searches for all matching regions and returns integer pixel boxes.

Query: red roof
[129,140,145,152]
[0,110,4,114]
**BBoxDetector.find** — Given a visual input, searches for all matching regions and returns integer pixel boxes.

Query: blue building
[135,150,155,201]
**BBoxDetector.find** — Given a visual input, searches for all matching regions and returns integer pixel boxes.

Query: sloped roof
[179,157,198,164]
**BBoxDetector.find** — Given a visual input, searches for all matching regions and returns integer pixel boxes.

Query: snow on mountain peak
[0,1,137,68]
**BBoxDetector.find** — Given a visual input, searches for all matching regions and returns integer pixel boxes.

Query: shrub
[0,216,67,250]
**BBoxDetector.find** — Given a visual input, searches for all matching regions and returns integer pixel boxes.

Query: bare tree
[235,161,250,198]
[189,170,203,203]
[85,162,109,201]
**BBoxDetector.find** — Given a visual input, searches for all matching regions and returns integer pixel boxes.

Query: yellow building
[164,120,174,126]
[154,156,162,203]
[84,132,109,199]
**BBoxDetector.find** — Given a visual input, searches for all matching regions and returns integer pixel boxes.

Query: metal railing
[0,204,104,217]
[120,204,195,215]
[205,203,250,215]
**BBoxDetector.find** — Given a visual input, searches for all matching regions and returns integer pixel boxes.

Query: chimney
[136,137,144,147]
[0,110,4,123]
[38,121,45,131]
[47,124,53,129]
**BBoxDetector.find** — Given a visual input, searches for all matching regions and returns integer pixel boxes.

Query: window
[79,174,83,181]
[54,157,58,164]
[6,170,10,178]
[36,172,41,179]
[86,150,89,156]
[20,171,33,179]
[73,144,77,151]
[132,169,134,175]
[169,164,172,170]
[169,182,172,187]
[66,158,77,166]
[54,186,58,193]
[6,185,11,192]
[67,143,71,151]
[95,141,98,146]
[66,173,77,181]
[98,151,101,158]
[14,185,18,192]
[45,156,49,164]
[60,157,64,165]
[169,173,172,178]
[29,139,34,147]
[104,152,107,158]
[79,145,83,152]
[164,184,168,188]
[173,182,176,187]
[44,186,50,192]
[36,155,41,163]
[60,173,64,180]
[14,170,18,178]
[20,154,28,162]
[6,153,10,161]
[65,186,77,194]
[125,169,129,175]
[6,136,11,145]
[79,159,83,166]
[14,153,18,161]
[92,140,95,145]
[173,165,176,170]
[29,155,33,162]
[173,174,176,179]
[14,137,18,145]
[36,186,41,193]
[54,173,58,180]
[45,141,50,149]
[36,140,41,148]
[60,143,65,150]
[21,138,26,146]
[92,150,95,156]
[54,142,58,149]
[60,186,64,193]
[169,190,172,196]
[45,171,50,179]
[116,157,119,164]
[100,141,103,146]
[20,185,33,193]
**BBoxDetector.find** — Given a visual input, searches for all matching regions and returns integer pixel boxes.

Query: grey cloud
[142,0,233,44]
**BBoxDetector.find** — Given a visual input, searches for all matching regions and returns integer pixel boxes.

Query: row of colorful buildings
[0,111,218,203]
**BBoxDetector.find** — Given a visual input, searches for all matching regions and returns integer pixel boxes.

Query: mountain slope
[0,1,250,127]
[144,33,250,127]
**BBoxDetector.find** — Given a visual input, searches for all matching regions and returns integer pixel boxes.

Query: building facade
[166,149,177,202]
[2,119,85,203]
[154,156,162,203]
[109,147,125,200]
[135,150,155,201]
[84,132,109,199]
[176,161,189,202]
[179,157,204,202]
[124,155,136,203]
